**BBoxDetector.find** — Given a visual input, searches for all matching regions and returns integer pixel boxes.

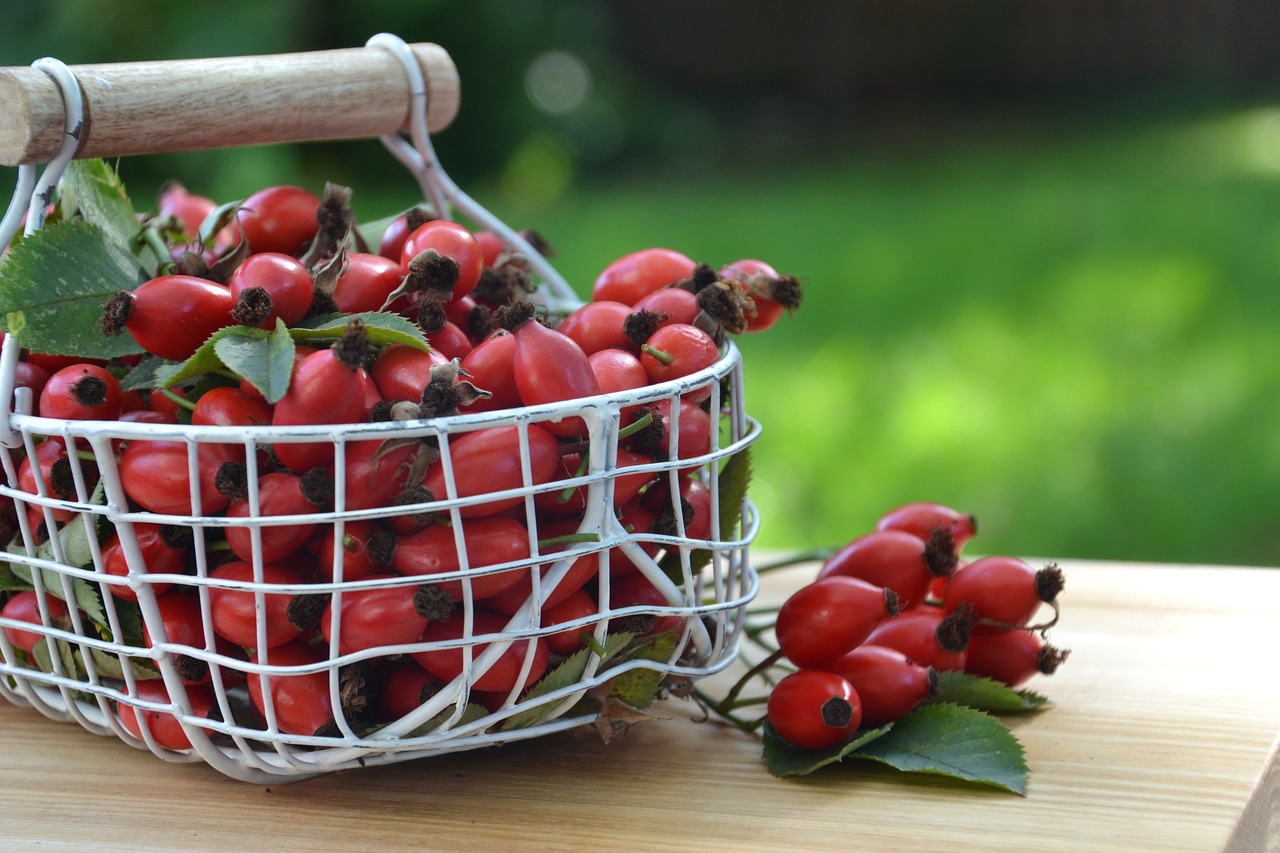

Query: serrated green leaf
[291,311,430,350]
[214,318,296,404]
[402,701,492,738]
[60,159,148,263]
[152,323,279,391]
[88,646,159,680]
[762,722,894,778]
[934,670,1051,713]
[31,634,81,679]
[119,354,169,391]
[501,645,594,732]
[608,628,678,709]
[850,702,1030,795]
[0,220,146,358]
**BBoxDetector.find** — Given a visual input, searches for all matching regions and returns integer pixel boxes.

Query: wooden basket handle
[0,42,459,167]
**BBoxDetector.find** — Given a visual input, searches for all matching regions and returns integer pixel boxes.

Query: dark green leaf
[934,670,1051,713]
[607,628,678,709]
[152,323,285,392]
[60,159,146,263]
[197,199,242,246]
[214,318,296,404]
[88,646,159,680]
[291,311,430,350]
[119,354,169,391]
[501,645,594,731]
[402,702,492,738]
[762,722,894,778]
[850,703,1030,795]
[0,220,145,358]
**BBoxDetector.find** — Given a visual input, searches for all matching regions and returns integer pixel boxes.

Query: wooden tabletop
[2,558,1277,852]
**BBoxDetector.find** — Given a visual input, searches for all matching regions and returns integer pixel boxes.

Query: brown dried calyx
[299,467,336,508]
[99,292,133,337]
[695,279,752,338]
[1038,643,1071,676]
[299,182,356,268]
[214,462,249,502]
[230,286,274,327]
[471,264,531,306]
[494,299,538,332]
[330,318,372,369]
[936,601,976,653]
[923,527,960,578]
[623,309,669,349]
[413,584,456,622]
[1035,563,1066,603]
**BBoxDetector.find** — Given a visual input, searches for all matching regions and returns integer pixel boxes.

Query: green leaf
[607,628,678,709]
[763,722,894,778]
[401,702,492,738]
[0,220,145,358]
[500,645,594,732]
[850,703,1030,795]
[214,318,296,404]
[291,311,430,350]
[934,670,1051,713]
[152,322,293,401]
[88,646,159,680]
[60,159,148,264]
[119,354,170,392]
[31,635,81,680]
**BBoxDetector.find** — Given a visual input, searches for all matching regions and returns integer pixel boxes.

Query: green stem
[537,532,600,549]
[693,687,768,734]
[753,547,838,574]
[157,386,196,412]
[616,410,654,440]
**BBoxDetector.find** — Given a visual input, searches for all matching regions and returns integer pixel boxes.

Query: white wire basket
[0,35,760,782]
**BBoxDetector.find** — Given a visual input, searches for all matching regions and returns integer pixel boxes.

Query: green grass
[473,107,1280,567]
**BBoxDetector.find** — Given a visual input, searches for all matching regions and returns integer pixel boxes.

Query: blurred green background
[4,1,1280,566]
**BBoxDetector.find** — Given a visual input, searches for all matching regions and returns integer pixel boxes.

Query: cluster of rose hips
[0,179,800,748]
[766,502,1068,751]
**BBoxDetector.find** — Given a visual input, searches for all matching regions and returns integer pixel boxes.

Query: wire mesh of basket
[0,34,760,782]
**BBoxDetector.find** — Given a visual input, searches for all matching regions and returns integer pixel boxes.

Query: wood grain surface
[1,558,1277,852]
[0,42,459,166]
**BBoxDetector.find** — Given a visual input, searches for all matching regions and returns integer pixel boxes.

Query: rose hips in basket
[638,323,720,386]
[1,588,70,656]
[419,423,561,518]
[99,522,188,602]
[767,669,862,751]
[390,515,531,601]
[247,639,335,737]
[399,219,484,300]
[235,184,322,256]
[320,576,449,656]
[501,301,600,438]
[592,247,697,306]
[38,363,123,421]
[224,470,329,563]
[412,607,549,694]
[228,251,315,329]
[117,678,216,751]
[118,439,231,516]
[206,560,319,649]
[100,274,234,361]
